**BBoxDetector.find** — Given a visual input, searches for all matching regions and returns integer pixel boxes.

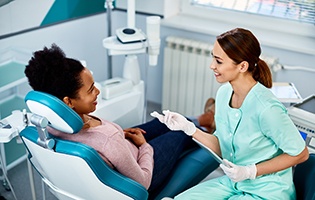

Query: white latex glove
[220,159,257,182]
[150,110,196,136]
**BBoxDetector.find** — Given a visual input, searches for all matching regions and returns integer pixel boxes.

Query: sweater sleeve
[103,131,154,189]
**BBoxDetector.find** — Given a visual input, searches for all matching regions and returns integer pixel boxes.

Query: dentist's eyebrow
[211,51,222,60]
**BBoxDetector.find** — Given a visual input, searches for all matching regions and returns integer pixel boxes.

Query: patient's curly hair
[25,44,84,100]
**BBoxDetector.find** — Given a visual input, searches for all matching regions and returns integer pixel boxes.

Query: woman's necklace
[83,116,92,125]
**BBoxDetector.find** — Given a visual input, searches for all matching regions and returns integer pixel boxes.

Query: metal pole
[105,0,113,79]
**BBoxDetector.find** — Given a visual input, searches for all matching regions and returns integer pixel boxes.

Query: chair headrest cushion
[25,91,83,133]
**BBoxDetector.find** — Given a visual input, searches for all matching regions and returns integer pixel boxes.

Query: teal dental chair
[19,91,219,200]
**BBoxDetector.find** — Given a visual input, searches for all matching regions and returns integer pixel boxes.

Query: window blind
[191,0,315,25]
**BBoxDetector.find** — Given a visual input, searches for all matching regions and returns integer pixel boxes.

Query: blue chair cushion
[293,153,315,200]
[25,91,83,133]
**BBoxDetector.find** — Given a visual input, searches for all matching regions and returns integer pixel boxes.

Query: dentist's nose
[209,61,215,70]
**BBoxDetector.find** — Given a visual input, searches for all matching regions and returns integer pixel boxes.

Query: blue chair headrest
[25,91,83,133]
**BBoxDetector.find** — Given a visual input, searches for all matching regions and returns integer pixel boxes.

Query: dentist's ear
[239,61,249,72]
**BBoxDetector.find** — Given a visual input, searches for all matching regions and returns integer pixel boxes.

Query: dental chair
[19,91,219,200]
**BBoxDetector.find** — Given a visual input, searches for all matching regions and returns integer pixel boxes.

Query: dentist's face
[66,68,100,116]
[210,40,240,84]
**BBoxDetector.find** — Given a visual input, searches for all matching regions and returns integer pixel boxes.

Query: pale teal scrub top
[175,82,306,200]
[214,82,305,199]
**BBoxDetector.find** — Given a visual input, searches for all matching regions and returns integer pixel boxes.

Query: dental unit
[92,0,161,128]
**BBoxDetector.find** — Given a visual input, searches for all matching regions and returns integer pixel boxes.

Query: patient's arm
[124,128,147,147]
[106,134,154,189]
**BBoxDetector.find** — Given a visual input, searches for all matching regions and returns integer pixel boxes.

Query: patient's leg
[197,98,216,134]
[147,131,197,197]
[136,118,171,141]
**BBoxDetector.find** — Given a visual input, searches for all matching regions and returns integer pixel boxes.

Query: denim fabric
[135,118,198,198]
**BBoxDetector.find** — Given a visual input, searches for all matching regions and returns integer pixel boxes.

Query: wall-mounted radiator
[162,36,221,116]
[162,36,279,117]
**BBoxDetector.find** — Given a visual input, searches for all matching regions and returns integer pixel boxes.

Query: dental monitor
[288,95,315,153]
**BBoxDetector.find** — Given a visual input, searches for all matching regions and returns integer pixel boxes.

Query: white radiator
[162,36,279,116]
[162,36,221,116]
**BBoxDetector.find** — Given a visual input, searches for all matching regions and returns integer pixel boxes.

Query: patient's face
[70,68,100,117]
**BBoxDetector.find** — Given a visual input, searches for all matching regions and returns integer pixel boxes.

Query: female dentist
[152,28,309,200]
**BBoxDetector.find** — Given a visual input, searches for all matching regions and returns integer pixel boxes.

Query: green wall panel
[41,0,106,26]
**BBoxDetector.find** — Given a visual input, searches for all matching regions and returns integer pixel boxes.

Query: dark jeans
[135,118,198,199]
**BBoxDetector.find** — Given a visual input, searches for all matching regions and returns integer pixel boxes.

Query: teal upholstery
[20,126,149,200]
[294,153,315,200]
[24,91,82,133]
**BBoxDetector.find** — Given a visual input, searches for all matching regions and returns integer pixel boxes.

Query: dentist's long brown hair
[217,28,272,88]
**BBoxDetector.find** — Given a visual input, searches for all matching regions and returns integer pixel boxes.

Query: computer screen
[294,96,315,114]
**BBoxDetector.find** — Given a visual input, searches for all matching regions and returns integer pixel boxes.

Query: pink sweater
[47,118,154,189]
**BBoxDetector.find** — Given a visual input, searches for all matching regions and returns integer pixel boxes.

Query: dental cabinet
[0,48,30,186]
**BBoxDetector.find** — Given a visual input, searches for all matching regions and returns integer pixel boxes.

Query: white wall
[115,0,180,18]
[0,13,109,81]
[0,0,54,36]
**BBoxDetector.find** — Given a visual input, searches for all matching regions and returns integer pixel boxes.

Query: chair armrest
[294,153,315,200]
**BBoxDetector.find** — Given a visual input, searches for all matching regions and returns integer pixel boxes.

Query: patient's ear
[63,96,74,108]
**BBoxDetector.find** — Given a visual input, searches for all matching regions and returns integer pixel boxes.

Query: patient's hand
[124,128,147,147]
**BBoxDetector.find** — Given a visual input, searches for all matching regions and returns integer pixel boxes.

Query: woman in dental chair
[24,44,215,199]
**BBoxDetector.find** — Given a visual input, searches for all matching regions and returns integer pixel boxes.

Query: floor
[0,101,162,200]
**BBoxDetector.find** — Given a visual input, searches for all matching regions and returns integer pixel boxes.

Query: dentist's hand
[220,159,257,182]
[150,110,196,136]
